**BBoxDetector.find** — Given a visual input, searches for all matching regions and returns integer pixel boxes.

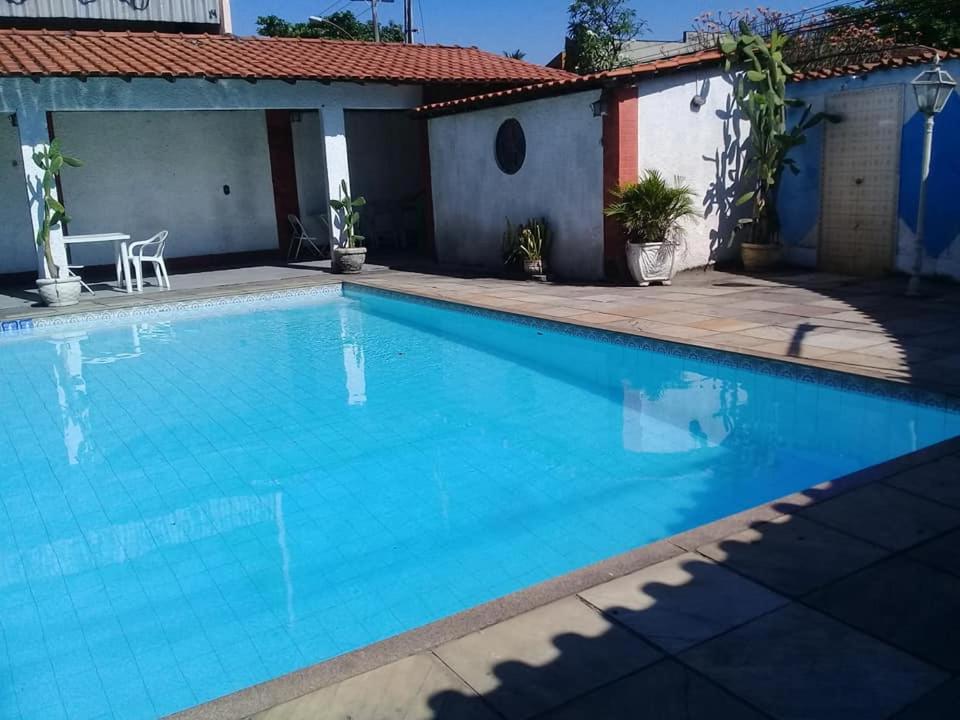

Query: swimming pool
[1,284,958,720]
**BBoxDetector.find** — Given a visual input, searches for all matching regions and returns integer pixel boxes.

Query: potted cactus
[33,140,83,306]
[604,170,697,286]
[329,179,367,273]
[720,23,838,270]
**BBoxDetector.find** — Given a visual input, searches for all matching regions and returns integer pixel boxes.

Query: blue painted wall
[899,91,960,258]
[778,59,960,275]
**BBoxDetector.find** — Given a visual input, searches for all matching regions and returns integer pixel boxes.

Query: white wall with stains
[428,90,605,281]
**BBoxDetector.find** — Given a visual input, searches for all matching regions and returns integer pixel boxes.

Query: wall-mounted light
[591,98,608,117]
[9,114,17,128]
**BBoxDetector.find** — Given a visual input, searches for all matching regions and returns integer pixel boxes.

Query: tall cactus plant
[329,179,366,248]
[33,139,82,278]
[720,23,837,245]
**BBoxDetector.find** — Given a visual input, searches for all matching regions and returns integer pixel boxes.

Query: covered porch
[0,83,431,287]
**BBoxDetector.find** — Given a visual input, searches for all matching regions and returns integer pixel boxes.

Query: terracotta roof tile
[0,29,574,84]
[417,45,960,116]
[416,48,724,116]
[791,47,960,80]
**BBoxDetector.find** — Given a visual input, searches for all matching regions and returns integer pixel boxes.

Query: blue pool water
[1,286,959,720]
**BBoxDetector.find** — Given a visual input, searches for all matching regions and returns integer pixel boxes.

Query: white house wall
[54,110,277,264]
[428,90,604,280]
[635,67,746,271]
[0,118,38,274]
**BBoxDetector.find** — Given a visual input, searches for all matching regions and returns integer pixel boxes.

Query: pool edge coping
[343,277,957,399]
[165,433,960,720]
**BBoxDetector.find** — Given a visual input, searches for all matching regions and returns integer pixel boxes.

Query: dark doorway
[265,110,301,259]
[344,110,430,260]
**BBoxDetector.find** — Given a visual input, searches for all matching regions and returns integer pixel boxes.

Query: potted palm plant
[604,170,698,286]
[329,179,367,273]
[33,140,83,307]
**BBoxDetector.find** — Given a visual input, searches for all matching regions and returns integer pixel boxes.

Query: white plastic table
[63,233,133,293]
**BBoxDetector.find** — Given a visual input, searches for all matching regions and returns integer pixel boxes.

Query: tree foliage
[834,0,960,48]
[256,12,404,43]
[565,0,646,74]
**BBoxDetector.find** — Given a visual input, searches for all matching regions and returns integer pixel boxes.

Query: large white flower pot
[36,277,82,307]
[626,242,676,286]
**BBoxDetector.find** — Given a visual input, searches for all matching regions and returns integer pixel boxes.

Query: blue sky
[231,1,812,63]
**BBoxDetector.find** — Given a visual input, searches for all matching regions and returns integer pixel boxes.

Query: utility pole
[351,0,381,42]
[370,0,379,42]
[404,0,413,43]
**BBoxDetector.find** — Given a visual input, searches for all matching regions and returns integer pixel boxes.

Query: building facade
[0,0,231,33]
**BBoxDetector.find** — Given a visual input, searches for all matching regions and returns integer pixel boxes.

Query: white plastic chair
[127,231,170,293]
[287,214,327,262]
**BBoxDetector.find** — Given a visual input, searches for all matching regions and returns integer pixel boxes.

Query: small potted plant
[329,179,366,273]
[518,218,549,280]
[33,139,83,306]
[504,217,549,280]
[604,170,698,286]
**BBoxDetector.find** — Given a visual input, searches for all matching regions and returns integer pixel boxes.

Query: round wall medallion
[495,118,526,175]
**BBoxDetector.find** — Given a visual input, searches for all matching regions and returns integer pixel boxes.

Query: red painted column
[602,85,639,280]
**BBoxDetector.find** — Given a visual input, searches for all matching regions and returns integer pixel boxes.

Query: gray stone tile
[539,659,768,720]
[579,552,787,654]
[806,556,960,671]
[681,603,947,720]
[884,456,960,509]
[434,596,660,720]
[892,678,960,719]
[699,515,889,596]
[799,484,960,550]
[908,527,960,578]
[251,653,497,720]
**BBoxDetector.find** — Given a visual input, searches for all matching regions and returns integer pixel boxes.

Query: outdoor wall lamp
[591,98,608,117]
[907,55,956,296]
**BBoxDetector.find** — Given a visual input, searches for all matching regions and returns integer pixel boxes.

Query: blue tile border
[344,282,960,412]
[0,285,342,337]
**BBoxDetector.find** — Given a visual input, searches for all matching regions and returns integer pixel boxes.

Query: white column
[17,108,67,278]
[219,0,233,34]
[321,105,350,250]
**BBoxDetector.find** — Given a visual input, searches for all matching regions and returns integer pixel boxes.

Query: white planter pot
[37,277,82,307]
[625,242,676,286]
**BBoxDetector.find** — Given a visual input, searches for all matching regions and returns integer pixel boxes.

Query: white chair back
[136,230,168,259]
